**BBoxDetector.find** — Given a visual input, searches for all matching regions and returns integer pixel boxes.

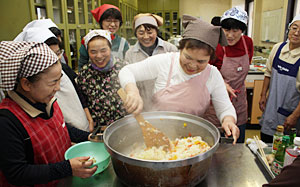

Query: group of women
[0,2,299,186]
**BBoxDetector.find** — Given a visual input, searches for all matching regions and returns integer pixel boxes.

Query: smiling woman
[78,4,130,70]
[23,62,62,104]
[77,30,128,127]
[119,15,240,144]
[259,14,300,143]
[0,41,95,186]
[125,13,178,111]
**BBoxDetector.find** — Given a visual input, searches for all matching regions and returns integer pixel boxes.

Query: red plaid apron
[0,98,71,187]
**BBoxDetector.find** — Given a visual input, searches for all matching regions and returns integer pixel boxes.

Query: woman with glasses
[259,14,300,143]
[204,7,253,143]
[78,4,129,70]
[124,13,178,111]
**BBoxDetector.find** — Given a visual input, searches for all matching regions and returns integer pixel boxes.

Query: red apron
[152,54,211,116]
[0,98,71,187]
[204,36,249,126]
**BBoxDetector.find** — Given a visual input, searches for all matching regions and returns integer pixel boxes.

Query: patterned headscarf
[83,29,112,48]
[0,41,58,91]
[221,6,248,25]
[182,15,228,49]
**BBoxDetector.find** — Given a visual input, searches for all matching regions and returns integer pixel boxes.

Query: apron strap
[222,46,226,56]
[241,35,248,55]
[118,37,126,53]
[166,53,176,87]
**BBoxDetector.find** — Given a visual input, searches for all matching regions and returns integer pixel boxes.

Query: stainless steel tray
[256,147,275,179]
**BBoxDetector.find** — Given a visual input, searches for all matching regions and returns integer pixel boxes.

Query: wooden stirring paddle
[117,88,171,151]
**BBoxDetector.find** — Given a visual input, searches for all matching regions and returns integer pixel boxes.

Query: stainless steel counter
[58,144,272,187]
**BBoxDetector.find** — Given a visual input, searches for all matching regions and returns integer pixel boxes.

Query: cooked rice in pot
[129,136,211,160]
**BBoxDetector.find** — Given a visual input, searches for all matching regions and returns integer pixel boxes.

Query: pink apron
[204,36,249,126]
[152,54,211,116]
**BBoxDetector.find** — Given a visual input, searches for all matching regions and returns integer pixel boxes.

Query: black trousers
[260,132,274,143]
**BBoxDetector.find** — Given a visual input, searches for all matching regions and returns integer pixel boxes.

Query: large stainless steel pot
[103,111,220,187]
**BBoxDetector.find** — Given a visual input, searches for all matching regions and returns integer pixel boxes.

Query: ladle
[117,88,171,151]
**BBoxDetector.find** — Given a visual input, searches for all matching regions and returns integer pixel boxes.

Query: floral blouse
[77,58,127,126]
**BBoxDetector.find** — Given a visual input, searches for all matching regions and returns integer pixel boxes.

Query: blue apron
[260,42,300,136]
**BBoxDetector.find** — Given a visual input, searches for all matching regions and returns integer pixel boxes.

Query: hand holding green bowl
[65,141,110,176]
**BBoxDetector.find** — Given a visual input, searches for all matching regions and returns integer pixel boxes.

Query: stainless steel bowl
[103,111,220,187]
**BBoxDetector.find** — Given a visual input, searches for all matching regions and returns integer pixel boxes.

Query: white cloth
[55,71,89,131]
[14,27,55,42]
[84,29,112,48]
[119,52,236,122]
[23,19,58,30]
[14,19,58,42]
[246,138,268,154]
[289,14,300,27]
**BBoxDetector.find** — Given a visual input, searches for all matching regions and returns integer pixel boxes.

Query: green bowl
[65,141,110,175]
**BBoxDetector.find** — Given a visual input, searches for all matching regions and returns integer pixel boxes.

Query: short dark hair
[178,39,215,60]
[221,18,247,32]
[99,8,123,27]
[211,16,221,26]
[49,27,62,37]
[44,37,60,46]
[134,24,158,37]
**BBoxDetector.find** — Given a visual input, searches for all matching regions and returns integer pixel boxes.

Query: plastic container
[271,135,290,176]
[283,137,300,167]
[272,125,284,155]
[65,141,110,176]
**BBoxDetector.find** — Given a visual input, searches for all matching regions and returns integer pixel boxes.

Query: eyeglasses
[103,19,120,25]
[289,26,300,33]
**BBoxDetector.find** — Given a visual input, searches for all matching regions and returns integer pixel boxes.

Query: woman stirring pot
[119,15,240,144]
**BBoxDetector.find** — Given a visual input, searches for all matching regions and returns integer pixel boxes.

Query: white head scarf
[14,27,56,43]
[289,14,300,27]
[23,19,58,30]
[83,29,112,48]
[14,19,58,42]
[221,6,248,25]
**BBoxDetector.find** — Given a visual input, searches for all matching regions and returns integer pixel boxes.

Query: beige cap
[182,14,227,49]
[133,13,163,29]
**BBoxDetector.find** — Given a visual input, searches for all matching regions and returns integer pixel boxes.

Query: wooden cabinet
[247,80,264,124]
[138,0,179,40]
[119,1,138,44]
[29,0,101,71]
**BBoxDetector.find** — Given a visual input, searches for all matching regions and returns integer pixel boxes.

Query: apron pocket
[277,107,292,117]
